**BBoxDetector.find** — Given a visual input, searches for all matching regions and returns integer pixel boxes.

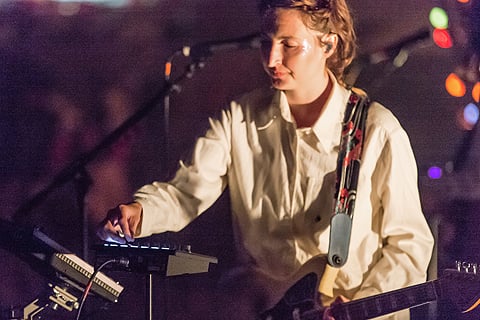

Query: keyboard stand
[3,282,80,320]
[93,242,218,320]
[146,272,154,320]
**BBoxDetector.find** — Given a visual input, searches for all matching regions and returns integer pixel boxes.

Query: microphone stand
[13,56,206,262]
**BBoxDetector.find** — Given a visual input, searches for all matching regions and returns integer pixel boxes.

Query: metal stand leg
[146,273,153,320]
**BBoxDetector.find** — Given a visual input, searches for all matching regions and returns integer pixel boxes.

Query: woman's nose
[262,42,281,68]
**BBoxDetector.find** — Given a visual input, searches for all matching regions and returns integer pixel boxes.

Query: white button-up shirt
[135,78,434,305]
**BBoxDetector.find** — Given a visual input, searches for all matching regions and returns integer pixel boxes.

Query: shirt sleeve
[353,126,434,300]
[133,110,232,238]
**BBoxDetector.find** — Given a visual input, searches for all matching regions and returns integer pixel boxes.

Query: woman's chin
[270,79,289,90]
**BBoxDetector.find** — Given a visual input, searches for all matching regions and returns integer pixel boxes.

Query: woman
[98,1,434,319]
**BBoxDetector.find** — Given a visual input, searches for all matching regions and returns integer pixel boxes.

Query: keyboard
[94,242,218,276]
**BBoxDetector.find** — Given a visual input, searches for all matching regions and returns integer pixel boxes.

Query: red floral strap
[328,88,370,267]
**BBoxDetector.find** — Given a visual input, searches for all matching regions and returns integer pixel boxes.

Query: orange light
[457,0,470,3]
[445,73,466,97]
[165,61,172,79]
[473,82,480,103]
[433,28,453,48]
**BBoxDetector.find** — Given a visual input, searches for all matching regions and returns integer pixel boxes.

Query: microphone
[181,32,262,60]
[366,28,431,67]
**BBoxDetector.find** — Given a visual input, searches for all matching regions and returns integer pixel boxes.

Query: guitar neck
[260,258,479,320]
[331,280,440,320]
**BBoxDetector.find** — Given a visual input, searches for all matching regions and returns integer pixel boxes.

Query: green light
[429,7,449,29]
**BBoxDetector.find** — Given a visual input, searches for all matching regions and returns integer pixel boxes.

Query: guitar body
[252,255,333,320]
[258,272,322,320]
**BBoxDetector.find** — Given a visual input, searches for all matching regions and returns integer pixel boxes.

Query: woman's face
[260,9,330,99]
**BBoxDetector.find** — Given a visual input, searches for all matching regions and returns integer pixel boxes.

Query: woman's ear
[323,33,338,57]
[325,42,333,52]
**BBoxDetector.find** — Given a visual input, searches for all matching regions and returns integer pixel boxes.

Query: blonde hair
[259,0,357,86]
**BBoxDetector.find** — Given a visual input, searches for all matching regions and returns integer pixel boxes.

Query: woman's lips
[271,70,287,79]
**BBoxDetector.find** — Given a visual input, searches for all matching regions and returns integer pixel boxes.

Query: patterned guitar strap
[328,87,371,267]
[319,88,371,298]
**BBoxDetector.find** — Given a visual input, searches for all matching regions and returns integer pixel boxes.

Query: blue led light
[464,103,480,126]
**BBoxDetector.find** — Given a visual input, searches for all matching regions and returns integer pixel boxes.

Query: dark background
[0,0,479,319]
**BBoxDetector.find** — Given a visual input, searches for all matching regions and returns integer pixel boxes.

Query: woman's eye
[282,41,298,48]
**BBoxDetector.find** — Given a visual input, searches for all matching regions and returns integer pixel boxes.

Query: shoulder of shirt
[229,86,278,109]
[360,94,404,135]
[221,86,281,126]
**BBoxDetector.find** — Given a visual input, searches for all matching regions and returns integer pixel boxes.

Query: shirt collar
[312,75,350,152]
[277,73,351,152]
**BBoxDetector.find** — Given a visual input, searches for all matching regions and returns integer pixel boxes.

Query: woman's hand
[323,295,350,320]
[96,202,142,243]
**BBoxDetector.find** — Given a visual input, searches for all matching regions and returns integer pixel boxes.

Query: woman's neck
[288,77,333,128]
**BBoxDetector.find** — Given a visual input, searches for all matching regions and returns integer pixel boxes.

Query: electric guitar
[259,255,480,320]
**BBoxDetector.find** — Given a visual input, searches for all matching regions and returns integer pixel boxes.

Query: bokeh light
[445,73,466,97]
[463,103,480,126]
[55,0,129,4]
[429,7,449,29]
[428,166,443,179]
[432,28,453,48]
[473,82,480,103]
